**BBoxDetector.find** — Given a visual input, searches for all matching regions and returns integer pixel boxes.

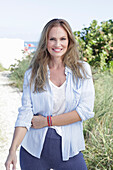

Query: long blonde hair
[29,18,86,92]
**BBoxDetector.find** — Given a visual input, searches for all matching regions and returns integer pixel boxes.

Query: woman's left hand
[31,115,47,129]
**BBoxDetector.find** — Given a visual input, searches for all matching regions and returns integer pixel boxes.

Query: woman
[5,18,95,170]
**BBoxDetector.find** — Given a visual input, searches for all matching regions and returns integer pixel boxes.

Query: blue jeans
[20,128,87,170]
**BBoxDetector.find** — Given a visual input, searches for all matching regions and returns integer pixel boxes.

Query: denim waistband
[46,128,61,139]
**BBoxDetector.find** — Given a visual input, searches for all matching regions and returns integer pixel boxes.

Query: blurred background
[0,0,113,169]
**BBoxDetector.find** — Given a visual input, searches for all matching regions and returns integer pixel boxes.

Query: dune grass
[83,71,113,169]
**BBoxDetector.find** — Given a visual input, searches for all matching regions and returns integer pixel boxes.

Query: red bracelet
[49,115,52,126]
[47,115,52,127]
[47,116,50,127]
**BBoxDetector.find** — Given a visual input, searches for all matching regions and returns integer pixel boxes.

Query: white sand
[0,71,22,170]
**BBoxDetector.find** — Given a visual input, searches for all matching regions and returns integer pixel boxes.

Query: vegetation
[0,63,7,72]
[83,71,113,169]
[8,19,113,169]
[9,54,32,91]
[74,19,113,73]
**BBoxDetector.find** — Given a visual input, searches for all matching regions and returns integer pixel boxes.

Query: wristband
[47,115,52,127]
[47,116,50,127]
[50,115,52,126]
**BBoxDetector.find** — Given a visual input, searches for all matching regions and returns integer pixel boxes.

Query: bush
[74,19,113,71]
[9,54,32,91]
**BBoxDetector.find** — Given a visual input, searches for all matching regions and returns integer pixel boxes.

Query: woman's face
[47,26,69,59]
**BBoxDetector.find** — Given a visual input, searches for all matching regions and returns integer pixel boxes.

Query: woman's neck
[49,58,64,70]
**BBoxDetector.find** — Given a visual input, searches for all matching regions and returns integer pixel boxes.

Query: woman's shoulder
[78,60,92,78]
[24,68,32,80]
[78,60,90,68]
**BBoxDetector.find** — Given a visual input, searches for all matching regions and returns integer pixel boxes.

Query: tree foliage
[74,19,113,72]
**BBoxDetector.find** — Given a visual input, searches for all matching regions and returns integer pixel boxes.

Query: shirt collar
[47,65,50,79]
[65,66,72,75]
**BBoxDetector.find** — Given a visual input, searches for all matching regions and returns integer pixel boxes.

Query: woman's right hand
[31,115,47,129]
[5,127,27,170]
[5,150,17,170]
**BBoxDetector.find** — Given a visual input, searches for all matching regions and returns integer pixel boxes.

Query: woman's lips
[52,48,62,52]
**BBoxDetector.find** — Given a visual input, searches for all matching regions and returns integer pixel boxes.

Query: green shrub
[9,54,32,91]
[74,19,113,71]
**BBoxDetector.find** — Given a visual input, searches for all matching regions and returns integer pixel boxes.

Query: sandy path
[0,71,22,170]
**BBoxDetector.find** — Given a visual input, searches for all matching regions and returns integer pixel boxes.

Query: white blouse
[49,79,66,136]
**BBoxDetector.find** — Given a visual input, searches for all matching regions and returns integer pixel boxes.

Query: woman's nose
[55,40,61,46]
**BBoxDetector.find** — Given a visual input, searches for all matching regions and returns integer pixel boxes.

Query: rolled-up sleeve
[76,63,95,121]
[15,70,33,130]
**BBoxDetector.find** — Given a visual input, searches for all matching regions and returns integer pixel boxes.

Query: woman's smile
[52,48,62,52]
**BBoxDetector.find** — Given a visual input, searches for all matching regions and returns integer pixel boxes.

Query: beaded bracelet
[47,115,52,127]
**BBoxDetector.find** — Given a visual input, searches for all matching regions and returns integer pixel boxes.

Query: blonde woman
[5,18,95,170]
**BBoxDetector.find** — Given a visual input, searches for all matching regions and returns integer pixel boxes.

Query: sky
[0,0,113,41]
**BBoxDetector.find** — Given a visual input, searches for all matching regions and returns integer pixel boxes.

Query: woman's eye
[49,38,66,41]
[61,38,66,40]
[50,38,55,41]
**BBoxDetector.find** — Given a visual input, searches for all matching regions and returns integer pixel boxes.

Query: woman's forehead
[48,26,68,37]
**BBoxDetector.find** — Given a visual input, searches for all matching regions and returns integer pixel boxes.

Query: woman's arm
[5,127,27,170]
[31,110,81,128]
[52,110,81,126]
[15,70,33,130]
[9,127,27,152]
[5,70,33,170]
